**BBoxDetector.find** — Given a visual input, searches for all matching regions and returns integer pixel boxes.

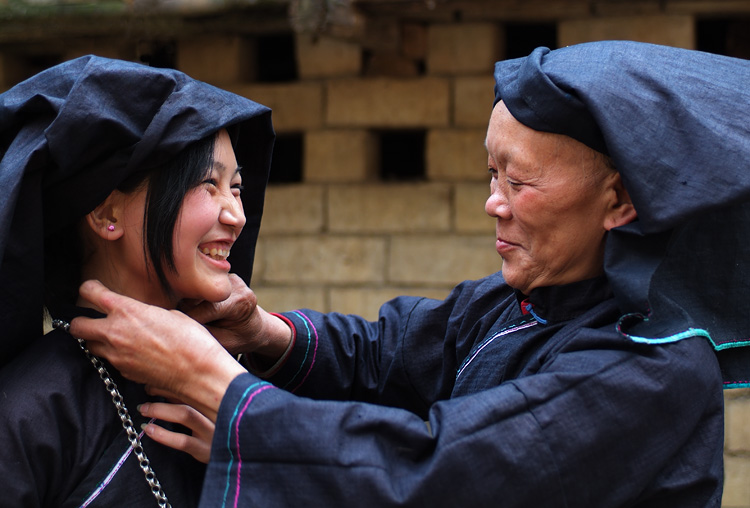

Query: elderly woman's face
[485,102,622,295]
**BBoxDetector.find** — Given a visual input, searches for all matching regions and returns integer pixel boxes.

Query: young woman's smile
[169,129,246,304]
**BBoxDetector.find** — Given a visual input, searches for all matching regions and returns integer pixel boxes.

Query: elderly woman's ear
[603,172,638,231]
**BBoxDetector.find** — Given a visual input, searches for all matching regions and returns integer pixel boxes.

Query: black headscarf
[494,41,750,386]
[0,55,274,366]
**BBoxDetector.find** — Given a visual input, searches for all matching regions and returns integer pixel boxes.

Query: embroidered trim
[525,305,548,325]
[221,382,274,508]
[711,337,750,351]
[624,327,712,345]
[456,319,538,380]
[78,419,155,508]
[281,311,319,393]
[724,381,750,390]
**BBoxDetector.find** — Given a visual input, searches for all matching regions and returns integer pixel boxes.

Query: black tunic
[0,325,205,507]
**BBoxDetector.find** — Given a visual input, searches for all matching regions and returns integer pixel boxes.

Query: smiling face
[82,129,246,309]
[485,102,633,295]
[164,129,246,304]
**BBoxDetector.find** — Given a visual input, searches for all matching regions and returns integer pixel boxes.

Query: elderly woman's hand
[70,280,246,421]
[181,274,294,364]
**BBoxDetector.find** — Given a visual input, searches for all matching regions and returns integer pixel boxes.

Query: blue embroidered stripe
[625,327,712,345]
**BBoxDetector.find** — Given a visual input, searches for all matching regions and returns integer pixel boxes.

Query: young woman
[0,55,273,507]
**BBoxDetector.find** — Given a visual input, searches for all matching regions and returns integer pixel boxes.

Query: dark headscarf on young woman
[0,55,274,367]
[494,40,750,387]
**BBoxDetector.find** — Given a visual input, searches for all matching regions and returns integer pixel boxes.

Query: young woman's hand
[139,402,214,464]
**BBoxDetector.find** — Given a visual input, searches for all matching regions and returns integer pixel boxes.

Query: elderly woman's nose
[485,190,510,219]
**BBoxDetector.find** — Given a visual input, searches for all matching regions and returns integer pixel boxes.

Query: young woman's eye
[232,183,244,195]
[203,178,217,187]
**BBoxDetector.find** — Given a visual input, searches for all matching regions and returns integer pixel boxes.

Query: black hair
[119,134,217,296]
[44,133,217,313]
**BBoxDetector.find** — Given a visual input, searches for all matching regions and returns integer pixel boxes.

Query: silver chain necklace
[52,319,172,508]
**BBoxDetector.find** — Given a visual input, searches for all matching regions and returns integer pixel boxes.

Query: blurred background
[2,0,749,504]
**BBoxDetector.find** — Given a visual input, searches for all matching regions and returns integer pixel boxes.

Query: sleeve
[199,331,724,507]
[262,275,512,416]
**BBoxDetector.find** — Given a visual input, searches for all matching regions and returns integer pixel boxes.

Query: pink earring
[108,224,115,232]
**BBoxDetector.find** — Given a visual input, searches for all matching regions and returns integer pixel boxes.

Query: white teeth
[200,247,229,260]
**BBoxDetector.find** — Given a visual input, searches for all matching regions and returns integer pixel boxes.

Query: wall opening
[378,129,426,181]
[269,133,303,183]
[504,23,557,59]
[257,33,297,82]
[697,18,750,59]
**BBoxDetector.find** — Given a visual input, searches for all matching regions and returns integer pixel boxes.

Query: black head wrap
[0,55,274,366]
[494,41,750,387]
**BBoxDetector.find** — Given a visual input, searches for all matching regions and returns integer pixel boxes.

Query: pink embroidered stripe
[233,384,275,508]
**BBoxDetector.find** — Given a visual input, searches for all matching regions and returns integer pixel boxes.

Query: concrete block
[177,35,255,84]
[63,40,133,62]
[402,22,428,60]
[455,183,495,234]
[389,235,501,285]
[365,51,421,78]
[304,130,378,182]
[0,53,31,89]
[722,455,750,507]
[455,76,496,127]
[330,286,452,320]
[252,285,328,313]
[725,394,750,452]
[260,184,325,234]
[326,77,450,128]
[328,183,452,233]
[426,129,488,181]
[363,17,401,52]
[263,236,387,284]
[296,34,362,78]
[226,82,324,131]
[558,15,695,49]
[427,23,502,75]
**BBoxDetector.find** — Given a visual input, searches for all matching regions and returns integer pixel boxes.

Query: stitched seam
[281,311,319,393]
[221,382,270,508]
[456,318,538,380]
[78,421,153,508]
[233,385,275,508]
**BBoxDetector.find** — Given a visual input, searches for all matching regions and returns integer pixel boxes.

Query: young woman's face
[165,129,246,304]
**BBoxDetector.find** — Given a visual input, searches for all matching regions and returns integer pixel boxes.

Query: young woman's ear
[603,173,638,231]
[85,191,125,240]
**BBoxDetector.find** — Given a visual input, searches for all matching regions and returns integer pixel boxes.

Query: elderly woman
[69,41,750,507]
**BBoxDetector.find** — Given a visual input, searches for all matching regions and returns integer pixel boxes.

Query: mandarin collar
[515,276,613,325]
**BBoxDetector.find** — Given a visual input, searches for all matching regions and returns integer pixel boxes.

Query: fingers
[139,402,214,464]
[183,299,220,326]
[77,279,134,316]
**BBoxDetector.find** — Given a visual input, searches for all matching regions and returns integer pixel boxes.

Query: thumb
[77,279,130,315]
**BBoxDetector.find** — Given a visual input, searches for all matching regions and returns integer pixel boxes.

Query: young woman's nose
[220,195,246,229]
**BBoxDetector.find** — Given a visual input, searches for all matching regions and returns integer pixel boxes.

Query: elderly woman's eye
[507,179,523,188]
